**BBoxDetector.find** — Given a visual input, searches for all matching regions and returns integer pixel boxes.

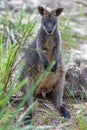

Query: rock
[65,44,87,98]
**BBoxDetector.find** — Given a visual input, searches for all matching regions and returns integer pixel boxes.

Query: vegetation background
[0,0,87,130]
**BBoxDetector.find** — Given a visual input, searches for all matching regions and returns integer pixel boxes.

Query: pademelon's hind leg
[21,74,34,125]
[55,66,70,119]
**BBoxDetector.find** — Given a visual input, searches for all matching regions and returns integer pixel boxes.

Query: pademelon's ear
[37,6,45,15]
[52,8,63,16]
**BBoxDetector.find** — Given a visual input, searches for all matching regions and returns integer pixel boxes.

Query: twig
[73,0,87,7]
[55,122,72,130]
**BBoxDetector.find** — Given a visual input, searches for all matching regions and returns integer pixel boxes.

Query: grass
[0,10,38,130]
[0,8,87,130]
[0,10,56,130]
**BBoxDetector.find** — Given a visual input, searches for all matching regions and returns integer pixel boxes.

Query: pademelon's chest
[44,36,56,62]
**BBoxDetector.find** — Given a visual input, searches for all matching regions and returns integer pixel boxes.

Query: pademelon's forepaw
[44,61,49,70]
[59,106,71,119]
[51,63,57,72]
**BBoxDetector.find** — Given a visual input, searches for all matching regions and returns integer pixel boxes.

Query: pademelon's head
[38,6,63,35]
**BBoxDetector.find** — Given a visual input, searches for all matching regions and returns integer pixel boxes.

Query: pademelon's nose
[48,23,52,34]
[48,29,52,34]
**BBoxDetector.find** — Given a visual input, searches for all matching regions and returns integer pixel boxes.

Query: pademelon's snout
[47,29,53,34]
[47,23,53,34]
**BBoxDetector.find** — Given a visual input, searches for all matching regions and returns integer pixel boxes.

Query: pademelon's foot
[59,106,71,119]
[23,113,32,125]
